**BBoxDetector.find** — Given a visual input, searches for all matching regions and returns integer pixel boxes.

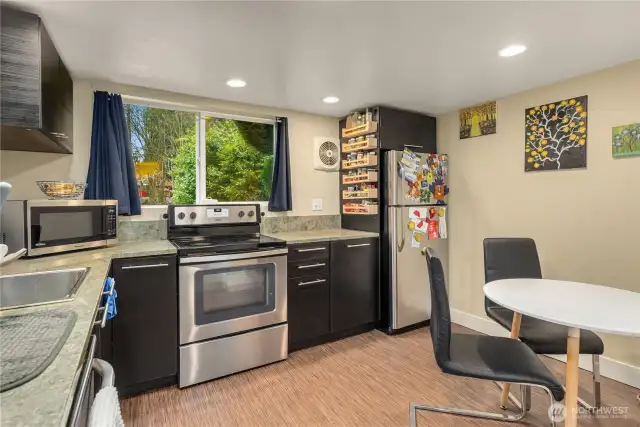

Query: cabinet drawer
[288,259,329,279]
[287,242,330,262]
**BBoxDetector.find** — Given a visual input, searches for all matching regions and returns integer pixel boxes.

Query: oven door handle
[179,248,288,264]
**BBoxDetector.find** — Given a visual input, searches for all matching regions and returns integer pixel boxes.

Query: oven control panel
[171,204,259,226]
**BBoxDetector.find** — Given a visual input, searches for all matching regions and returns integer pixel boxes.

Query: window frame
[122,96,276,206]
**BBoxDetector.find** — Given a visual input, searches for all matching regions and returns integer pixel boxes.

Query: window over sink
[124,103,275,205]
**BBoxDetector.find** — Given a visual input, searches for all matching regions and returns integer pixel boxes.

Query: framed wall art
[612,122,640,158]
[525,96,587,171]
[460,101,497,139]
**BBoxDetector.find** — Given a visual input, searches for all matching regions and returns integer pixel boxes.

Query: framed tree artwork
[525,96,587,171]
[612,123,640,158]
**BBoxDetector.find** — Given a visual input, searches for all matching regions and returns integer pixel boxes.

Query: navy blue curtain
[268,117,292,211]
[85,92,141,216]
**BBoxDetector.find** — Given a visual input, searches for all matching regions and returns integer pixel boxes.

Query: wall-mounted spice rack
[343,188,378,200]
[341,121,378,139]
[340,108,380,219]
[342,153,378,170]
[343,204,379,215]
[342,171,378,185]
[342,136,378,153]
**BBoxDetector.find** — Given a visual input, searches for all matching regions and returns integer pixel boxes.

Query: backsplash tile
[260,215,340,234]
[118,215,340,241]
[118,220,167,242]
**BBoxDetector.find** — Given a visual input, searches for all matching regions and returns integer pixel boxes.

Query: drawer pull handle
[102,278,116,296]
[347,243,371,248]
[298,263,326,269]
[297,247,326,253]
[95,306,109,328]
[298,279,326,286]
[404,144,422,148]
[121,263,169,270]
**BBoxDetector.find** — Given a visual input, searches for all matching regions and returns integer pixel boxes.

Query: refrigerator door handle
[396,208,405,252]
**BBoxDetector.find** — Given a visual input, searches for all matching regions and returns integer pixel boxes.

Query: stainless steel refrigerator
[383,150,449,333]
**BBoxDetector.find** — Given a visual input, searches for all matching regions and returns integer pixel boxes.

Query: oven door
[27,201,110,256]
[179,249,287,344]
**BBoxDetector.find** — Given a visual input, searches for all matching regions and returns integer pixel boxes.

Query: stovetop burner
[169,234,286,257]
[166,204,286,258]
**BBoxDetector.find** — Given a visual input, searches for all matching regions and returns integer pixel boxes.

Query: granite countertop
[0,241,177,427]
[264,228,378,244]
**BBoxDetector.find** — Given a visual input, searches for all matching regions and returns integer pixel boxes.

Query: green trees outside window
[125,104,274,205]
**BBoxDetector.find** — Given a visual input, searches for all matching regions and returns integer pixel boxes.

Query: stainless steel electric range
[167,203,288,388]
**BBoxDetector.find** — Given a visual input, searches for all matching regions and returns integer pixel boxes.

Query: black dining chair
[410,248,564,427]
[483,238,604,410]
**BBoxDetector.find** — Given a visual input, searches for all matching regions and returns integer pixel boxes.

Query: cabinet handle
[102,278,116,296]
[121,263,169,270]
[404,144,422,148]
[298,263,326,269]
[68,335,97,427]
[95,306,109,328]
[296,247,326,253]
[347,243,371,248]
[298,279,326,287]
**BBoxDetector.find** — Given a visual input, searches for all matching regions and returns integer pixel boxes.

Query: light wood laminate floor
[121,326,639,426]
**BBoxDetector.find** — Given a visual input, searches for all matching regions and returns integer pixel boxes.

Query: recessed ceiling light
[323,96,340,104]
[499,44,527,57]
[226,79,246,88]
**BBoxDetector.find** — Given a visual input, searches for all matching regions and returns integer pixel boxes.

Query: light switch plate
[312,198,323,211]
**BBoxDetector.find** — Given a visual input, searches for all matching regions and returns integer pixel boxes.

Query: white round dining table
[484,278,640,427]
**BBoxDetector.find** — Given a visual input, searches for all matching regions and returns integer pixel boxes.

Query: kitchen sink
[0,268,90,310]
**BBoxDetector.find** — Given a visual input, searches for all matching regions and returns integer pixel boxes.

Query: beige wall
[0,80,340,217]
[437,60,640,373]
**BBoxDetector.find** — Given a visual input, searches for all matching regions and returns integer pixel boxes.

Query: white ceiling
[17,1,640,117]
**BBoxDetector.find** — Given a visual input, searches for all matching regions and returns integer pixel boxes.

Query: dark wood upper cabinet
[0,5,73,154]
[377,106,436,152]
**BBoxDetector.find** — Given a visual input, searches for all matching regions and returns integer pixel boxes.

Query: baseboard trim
[451,309,640,389]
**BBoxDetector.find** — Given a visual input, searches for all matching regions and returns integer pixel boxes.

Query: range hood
[0,5,73,154]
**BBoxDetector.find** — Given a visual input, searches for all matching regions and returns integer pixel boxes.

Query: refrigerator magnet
[410,208,427,219]
[411,231,422,248]
[428,219,439,240]
[414,219,428,234]
[438,216,447,239]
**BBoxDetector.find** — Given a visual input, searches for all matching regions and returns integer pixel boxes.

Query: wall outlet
[312,198,323,211]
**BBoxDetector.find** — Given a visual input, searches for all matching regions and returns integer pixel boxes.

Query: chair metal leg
[411,384,533,427]
[494,382,531,411]
[571,355,602,412]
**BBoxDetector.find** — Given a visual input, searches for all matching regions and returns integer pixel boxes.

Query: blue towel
[103,277,117,320]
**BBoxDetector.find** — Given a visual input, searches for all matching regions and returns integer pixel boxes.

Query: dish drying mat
[0,309,77,392]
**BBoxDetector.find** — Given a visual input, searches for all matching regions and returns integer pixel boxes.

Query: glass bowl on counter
[36,181,87,200]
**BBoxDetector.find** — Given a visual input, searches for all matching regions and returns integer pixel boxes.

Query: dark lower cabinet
[287,238,378,352]
[330,238,378,333]
[111,255,178,396]
[288,275,330,349]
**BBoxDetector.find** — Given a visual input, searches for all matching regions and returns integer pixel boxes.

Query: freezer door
[388,206,448,331]
[384,150,449,206]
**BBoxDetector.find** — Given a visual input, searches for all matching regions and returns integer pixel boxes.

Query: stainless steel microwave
[0,200,117,257]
